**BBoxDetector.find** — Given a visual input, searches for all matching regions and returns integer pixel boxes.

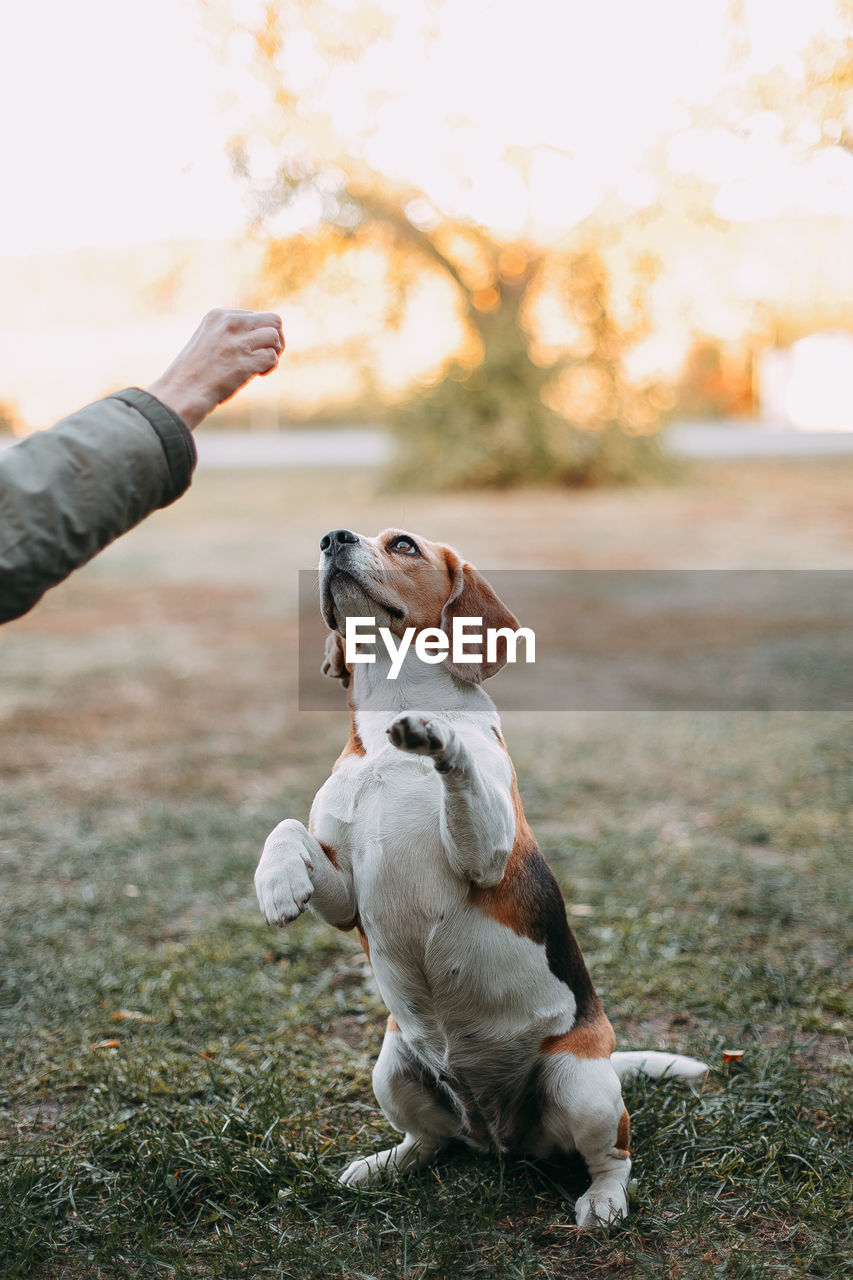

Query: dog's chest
[311,750,449,873]
[310,749,470,951]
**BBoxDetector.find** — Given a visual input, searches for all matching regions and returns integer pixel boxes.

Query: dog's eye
[388,536,420,556]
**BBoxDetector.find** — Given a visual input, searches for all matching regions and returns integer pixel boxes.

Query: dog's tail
[610,1050,708,1081]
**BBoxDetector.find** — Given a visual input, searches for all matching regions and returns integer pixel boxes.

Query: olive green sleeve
[0,389,197,624]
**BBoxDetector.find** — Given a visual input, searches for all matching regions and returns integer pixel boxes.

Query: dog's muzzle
[320,528,360,559]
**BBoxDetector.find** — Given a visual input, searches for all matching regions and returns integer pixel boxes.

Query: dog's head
[318,527,519,687]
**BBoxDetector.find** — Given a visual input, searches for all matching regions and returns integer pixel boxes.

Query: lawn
[1,458,851,1279]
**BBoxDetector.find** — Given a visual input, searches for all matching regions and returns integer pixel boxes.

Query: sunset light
[2,0,852,428]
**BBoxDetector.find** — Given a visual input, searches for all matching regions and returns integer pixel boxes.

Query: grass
[1,458,852,1278]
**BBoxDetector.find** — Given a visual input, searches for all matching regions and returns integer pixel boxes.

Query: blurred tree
[673,338,754,421]
[392,243,672,488]
[726,0,853,152]
[204,0,672,487]
[800,5,853,153]
[0,401,18,435]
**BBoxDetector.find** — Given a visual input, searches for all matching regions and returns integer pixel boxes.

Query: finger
[244,311,283,335]
[251,348,280,375]
[245,325,285,354]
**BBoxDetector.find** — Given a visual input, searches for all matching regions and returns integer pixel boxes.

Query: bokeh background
[4,0,853,465]
[1,3,852,1277]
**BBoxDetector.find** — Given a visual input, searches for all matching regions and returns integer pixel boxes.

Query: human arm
[0,390,195,624]
[0,309,284,624]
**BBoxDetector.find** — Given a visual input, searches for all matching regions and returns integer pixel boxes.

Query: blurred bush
[390,248,674,490]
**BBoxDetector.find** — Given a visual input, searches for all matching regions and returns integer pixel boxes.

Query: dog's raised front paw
[255,858,313,925]
[387,714,456,767]
[254,819,315,926]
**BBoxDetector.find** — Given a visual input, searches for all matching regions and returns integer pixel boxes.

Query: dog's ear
[440,548,520,683]
[322,629,351,688]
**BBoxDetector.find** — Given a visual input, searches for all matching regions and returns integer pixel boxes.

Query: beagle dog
[255,527,707,1229]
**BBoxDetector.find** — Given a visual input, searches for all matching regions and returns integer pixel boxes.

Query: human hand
[146,309,284,430]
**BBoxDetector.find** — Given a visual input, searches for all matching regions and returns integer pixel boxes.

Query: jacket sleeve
[0,388,197,624]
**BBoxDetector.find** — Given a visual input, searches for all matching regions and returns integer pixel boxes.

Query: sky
[0,0,246,254]
[1,0,850,256]
[1,0,852,427]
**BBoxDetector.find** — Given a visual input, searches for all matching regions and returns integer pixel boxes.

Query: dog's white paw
[256,862,313,925]
[254,819,315,925]
[387,714,455,763]
[338,1153,386,1187]
[339,1134,439,1187]
[574,1184,628,1230]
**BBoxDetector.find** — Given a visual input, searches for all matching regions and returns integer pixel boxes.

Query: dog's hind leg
[533,1052,632,1230]
[339,1020,462,1187]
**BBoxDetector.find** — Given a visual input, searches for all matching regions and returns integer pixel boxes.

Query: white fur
[611,1051,708,1081]
[256,532,708,1229]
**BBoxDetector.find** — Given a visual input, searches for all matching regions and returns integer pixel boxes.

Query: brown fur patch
[540,1010,616,1060]
[355,919,371,960]
[615,1107,631,1158]
[317,840,339,869]
[439,547,521,681]
[334,710,365,767]
[469,746,604,1024]
[468,752,544,935]
[387,1015,400,1033]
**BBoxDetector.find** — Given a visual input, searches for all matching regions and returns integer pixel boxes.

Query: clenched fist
[147,309,284,430]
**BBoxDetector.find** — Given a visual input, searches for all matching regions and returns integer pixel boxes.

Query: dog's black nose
[320,528,359,554]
